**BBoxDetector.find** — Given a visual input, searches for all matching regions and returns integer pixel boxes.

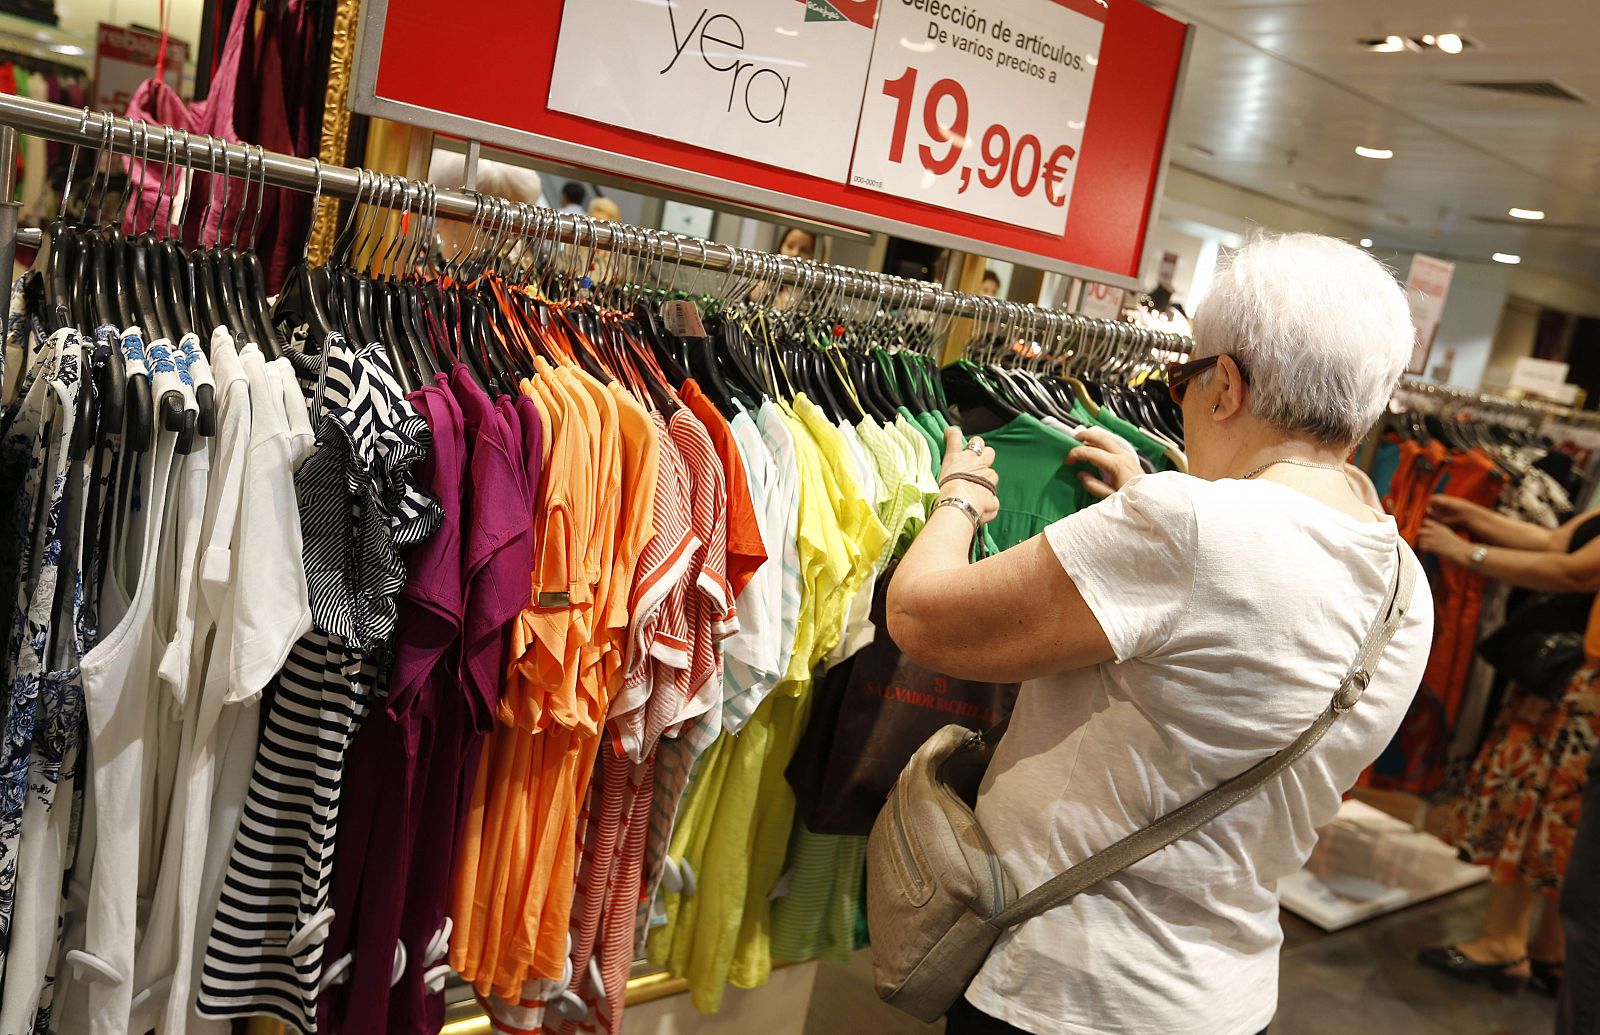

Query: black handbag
[1477,592,1589,701]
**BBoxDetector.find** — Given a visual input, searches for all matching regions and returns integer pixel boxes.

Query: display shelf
[1280,799,1488,932]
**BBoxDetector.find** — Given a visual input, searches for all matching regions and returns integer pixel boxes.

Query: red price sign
[850,0,1106,234]
[878,66,1076,208]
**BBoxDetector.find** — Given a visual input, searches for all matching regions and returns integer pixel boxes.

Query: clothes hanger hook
[199,134,220,242]
[444,189,479,279]
[58,106,91,225]
[105,115,136,230]
[158,129,180,239]
[88,112,114,226]
[662,233,684,298]
[230,141,254,248]
[301,157,323,265]
[247,145,268,250]
[124,119,148,236]
[214,136,237,247]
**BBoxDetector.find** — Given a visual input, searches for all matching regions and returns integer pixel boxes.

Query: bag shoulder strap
[990,540,1416,930]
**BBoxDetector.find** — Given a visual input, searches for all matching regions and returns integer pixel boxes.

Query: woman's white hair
[1190,232,1414,447]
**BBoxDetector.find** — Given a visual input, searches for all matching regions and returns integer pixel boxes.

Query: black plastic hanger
[85,118,151,452]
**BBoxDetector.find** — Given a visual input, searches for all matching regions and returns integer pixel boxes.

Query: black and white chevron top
[197,333,440,1034]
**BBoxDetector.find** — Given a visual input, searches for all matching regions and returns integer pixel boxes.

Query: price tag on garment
[848,0,1106,234]
[661,299,708,338]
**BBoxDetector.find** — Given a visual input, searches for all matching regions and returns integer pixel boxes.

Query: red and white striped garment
[556,416,700,1035]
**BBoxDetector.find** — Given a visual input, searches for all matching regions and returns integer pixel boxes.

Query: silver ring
[966,439,985,455]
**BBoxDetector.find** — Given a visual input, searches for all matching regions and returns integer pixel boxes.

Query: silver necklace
[1242,458,1345,480]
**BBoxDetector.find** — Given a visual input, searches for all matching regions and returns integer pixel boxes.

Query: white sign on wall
[849,0,1105,234]
[94,23,188,115]
[1403,254,1455,376]
[547,0,878,183]
[1511,356,1572,400]
[1079,281,1124,319]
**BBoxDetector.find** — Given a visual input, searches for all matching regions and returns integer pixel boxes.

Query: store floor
[803,884,1558,1035]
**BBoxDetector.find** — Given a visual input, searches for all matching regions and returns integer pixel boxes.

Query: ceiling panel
[1146,0,1600,283]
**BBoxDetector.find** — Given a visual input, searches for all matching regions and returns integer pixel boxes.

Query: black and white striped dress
[196,335,440,1033]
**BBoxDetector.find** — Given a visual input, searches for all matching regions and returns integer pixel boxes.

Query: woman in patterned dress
[1417,499,1600,997]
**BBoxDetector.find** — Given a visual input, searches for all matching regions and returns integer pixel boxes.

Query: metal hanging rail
[0,90,1193,364]
[1396,377,1600,429]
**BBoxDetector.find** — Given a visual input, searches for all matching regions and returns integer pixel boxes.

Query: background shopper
[1417,502,1600,996]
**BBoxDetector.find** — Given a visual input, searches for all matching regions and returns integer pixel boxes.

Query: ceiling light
[1436,33,1464,55]
[1365,35,1407,53]
[1509,207,1546,220]
[1355,146,1394,160]
[1492,252,1522,265]
[1360,238,1373,248]
[1421,35,1436,45]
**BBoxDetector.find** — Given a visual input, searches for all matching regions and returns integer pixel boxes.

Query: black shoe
[1416,945,1530,993]
[1530,960,1563,997]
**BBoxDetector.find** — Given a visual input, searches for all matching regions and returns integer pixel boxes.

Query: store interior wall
[55,0,205,46]
[1415,258,1514,391]
[1152,163,1600,393]
[1483,297,1543,393]
[1503,266,1600,321]
[1141,221,1208,308]
[1159,165,1366,242]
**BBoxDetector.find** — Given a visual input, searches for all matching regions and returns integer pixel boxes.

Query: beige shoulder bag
[866,543,1415,1022]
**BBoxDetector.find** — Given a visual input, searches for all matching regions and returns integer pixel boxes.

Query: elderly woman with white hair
[886,233,1435,1035]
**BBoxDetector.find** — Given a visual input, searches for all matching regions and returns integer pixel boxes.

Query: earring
[1211,403,1219,414]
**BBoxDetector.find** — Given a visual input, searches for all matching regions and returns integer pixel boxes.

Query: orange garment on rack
[1371,446,1503,794]
[456,307,673,1003]
[681,380,767,602]
[492,359,602,993]
[510,363,625,988]
[453,358,596,995]
[1385,439,1450,543]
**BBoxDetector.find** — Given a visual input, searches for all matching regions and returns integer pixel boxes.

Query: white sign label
[848,0,1105,234]
[94,23,188,115]
[1079,281,1123,319]
[547,0,879,183]
[1403,254,1454,375]
[1511,356,1572,400]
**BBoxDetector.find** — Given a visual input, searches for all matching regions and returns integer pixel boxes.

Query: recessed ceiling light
[1355,146,1394,160]
[1421,35,1436,45]
[1360,238,1373,248]
[1364,35,1407,53]
[1492,252,1522,264]
[1509,207,1546,220]
[1436,33,1464,55]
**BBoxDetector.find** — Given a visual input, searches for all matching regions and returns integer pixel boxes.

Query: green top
[900,406,944,479]
[1069,399,1171,472]
[985,413,1097,552]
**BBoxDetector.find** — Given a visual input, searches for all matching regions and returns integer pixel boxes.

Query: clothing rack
[1396,377,1600,432]
[0,90,1193,367]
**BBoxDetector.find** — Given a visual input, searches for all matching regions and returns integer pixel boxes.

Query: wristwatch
[1468,545,1489,569]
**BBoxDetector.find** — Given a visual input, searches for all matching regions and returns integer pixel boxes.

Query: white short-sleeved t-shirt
[967,472,1433,1035]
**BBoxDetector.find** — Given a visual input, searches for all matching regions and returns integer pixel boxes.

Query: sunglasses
[1165,353,1248,405]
